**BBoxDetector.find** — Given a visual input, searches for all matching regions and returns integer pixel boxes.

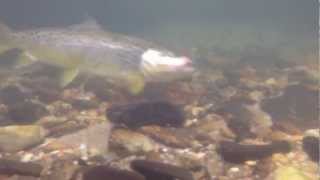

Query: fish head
[140,49,195,82]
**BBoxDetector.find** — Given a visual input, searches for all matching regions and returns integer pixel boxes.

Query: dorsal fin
[68,15,104,32]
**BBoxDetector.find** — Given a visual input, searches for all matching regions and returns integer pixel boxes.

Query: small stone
[229,167,240,173]
[304,129,319,138]
[184,118,198,127]
[265,78,277,86]
[245,160,257,166]
[21,153,35,162]
[191,107,204,117]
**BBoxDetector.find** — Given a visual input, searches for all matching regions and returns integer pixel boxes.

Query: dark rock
[131,160,194,180]
[82,165,145,180]
[70,99,99,110]
[20,79,61,103]
[8,100,48,124]
[302,136,319,163]
[217,140,291,163]
[0,85,32,106]
[107,101,185,128]
[262,84,319,127]
[43,157,80,180]
[216,97,255,140]
[216,95,273,140]
[0,158,43,177]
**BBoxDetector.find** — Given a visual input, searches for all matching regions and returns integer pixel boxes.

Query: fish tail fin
[57,67,79,87]
[125,72,145,95]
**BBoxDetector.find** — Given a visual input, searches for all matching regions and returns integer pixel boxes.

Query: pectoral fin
[57,67,79,87]
[125,73,145,95]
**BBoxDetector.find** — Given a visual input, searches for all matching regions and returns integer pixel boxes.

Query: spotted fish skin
[0,21,194,94]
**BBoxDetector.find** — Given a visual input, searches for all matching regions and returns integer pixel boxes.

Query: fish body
[0,21,194,94]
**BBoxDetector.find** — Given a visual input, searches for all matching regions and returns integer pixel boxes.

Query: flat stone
[82,165,145,180]
[140,126,197,148]
[131,159,194,180]
[0,125,46,152]
[110,128,157,155]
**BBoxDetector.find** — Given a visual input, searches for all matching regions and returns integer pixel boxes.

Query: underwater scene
[0,0,318,179]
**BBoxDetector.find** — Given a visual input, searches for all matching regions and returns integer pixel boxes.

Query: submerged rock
[110,128,157,155]
[107,101,185,128]
[217,96,273,139]
[140,126,198,149]
[82,165,145,180]
[42,157,81,180]
[62,89,99,110]
[302,129,319,163]
[193,113,236,142]
[131,159,194,180]
[217,140,291,163]
[302,136,319,163]
[273,166,312,180]
[0,125,46,152]
[0,85,32,106]
[0,158,43,177]
[243,103,273,137]
[287,66,319,87]
[53,122,112,159]
[262,84,319,127]
[8,100,48,124]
